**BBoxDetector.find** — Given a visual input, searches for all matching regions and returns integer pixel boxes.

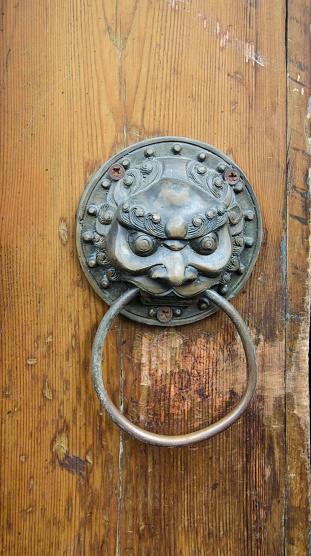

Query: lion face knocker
[77,138,261,326]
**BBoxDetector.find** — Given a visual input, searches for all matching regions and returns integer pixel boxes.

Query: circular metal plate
[76,137,262,326]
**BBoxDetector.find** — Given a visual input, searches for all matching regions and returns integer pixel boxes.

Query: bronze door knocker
[76,137,262,447]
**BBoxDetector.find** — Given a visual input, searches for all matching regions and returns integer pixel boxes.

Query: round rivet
[198,152,206,161]
[122,158,130,169]
[172,144,182,154]
[87,205,98,216]
[214,177,223,188]
[100,276,110,288]
[145,148,154,157]
[101,178,111,189]
[97,253,105,262]
[156,306,173,323]
[197,165,207,174]
[152,212,161,223]
[193,216,202,226]
[101,211,112,224]
[245,210,254,221]
[237,263,245,274]
[135,207,144,217]
[218,206,226,215]
[217,163,227,173]
[141,162,153,173]
[82,231,93,242]
[198,298,210,310]
[173,308,182,317]
[124,175,134,186]
[122,202,129,211]
[94,234,100,242]
[148,308,157,317]
[233,184,244,193]
[244,237,254,247]
[206,209,216,219]
[87,256,97,268]
[219,285,228,295]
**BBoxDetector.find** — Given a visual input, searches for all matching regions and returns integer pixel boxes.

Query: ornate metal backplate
[76,137,262,326]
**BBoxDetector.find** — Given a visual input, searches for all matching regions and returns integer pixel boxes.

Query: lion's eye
[192,232,218,255]
[129,233,157,256]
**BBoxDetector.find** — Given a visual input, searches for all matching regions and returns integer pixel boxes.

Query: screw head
[156,306,173,323]
[224,168,240,185]
[108,163,125,181]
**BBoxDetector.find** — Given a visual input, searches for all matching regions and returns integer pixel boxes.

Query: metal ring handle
[91,287,257,447]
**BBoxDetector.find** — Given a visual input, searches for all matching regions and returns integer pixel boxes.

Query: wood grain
[0,0,309,554]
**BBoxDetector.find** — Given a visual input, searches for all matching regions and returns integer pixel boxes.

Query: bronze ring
[91,287,257,447]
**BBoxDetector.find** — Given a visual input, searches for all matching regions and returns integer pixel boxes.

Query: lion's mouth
[123,274,220,306]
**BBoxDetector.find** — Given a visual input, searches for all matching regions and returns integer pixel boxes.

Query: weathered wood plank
[286,1,311,554]
[119,0,288,554]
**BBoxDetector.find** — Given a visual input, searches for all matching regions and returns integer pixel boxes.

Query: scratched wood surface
[0,1,310,555]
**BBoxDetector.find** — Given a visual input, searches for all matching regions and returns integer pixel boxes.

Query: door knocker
[76,137,262,447]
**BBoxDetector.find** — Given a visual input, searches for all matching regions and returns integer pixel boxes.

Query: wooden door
[1,1,310,554]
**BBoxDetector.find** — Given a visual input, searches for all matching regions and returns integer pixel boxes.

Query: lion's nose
[149,255,198,287]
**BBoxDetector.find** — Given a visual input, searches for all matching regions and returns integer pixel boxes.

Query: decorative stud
[148,308,157,317]
[151,212,161,223]
[237,263,245,274]
[145,148,154,157]
[206,209,216,219]
[244,237,254,247]
[87,254,97,268]
[173,308,182,317]
[101,178,111,189]
[198,298,210,310]
[197,165,207,174]
[87,205,98,216]
[218,206,226,215]
[244,210,254,221]
[235,237,244,247]
[214,177,223,188]
[233,184,244,193]
[141,162,153,174]
[101,211,113,224]
[124,175,134,187]
[100,275,110,289]
[217,163,227,173]
[82,231,93,242]
[198,152,206,161]
[122,158,130,169]
[172,144,182,154]
[219,284,229,295]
